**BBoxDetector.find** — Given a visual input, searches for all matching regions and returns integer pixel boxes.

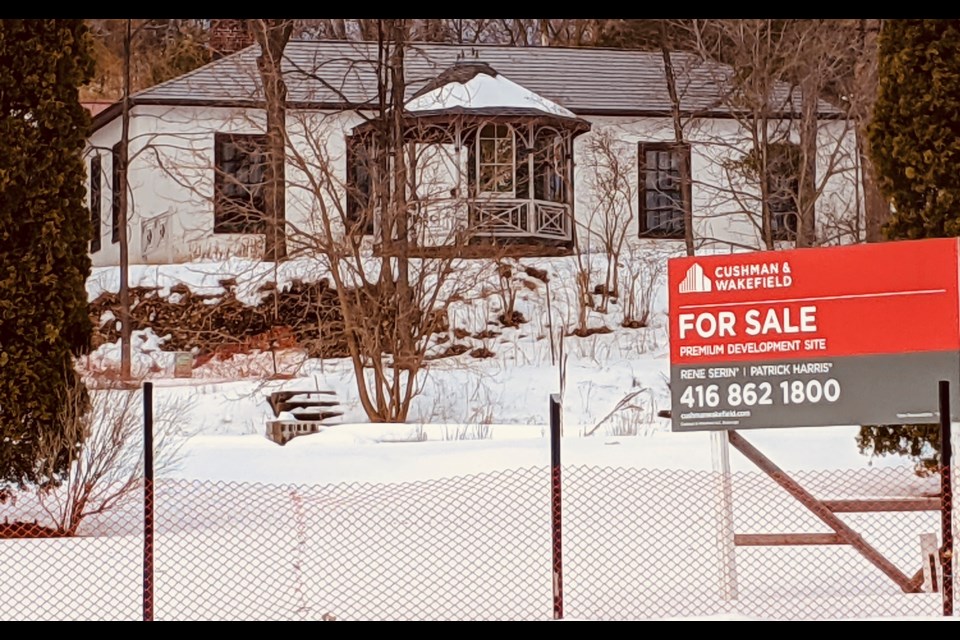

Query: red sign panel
[669,238,960,364]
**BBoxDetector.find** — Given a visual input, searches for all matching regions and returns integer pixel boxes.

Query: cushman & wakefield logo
[679,264,712,293]
[679,261,793,294]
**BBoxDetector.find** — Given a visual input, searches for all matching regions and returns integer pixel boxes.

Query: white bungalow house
[84,40,860,267]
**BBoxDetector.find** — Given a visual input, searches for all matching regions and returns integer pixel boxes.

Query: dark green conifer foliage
[869,19,960,238]
[863,20,960,472]
[0,20,95,494]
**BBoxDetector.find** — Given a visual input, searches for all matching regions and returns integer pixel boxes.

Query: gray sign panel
[671,351,960,431]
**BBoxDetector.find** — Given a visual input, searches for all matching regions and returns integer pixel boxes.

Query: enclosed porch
[347,61,591,256]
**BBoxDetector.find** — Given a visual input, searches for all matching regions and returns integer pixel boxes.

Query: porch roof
[404,62,578,119]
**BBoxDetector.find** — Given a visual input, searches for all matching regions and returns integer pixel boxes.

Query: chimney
[209,19,254,59]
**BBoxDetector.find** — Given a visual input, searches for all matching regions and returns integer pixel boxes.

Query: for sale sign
[668,238,960,431]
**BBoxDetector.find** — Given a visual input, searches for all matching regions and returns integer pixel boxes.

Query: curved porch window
[477,123,516,195]
[532,127,566,203]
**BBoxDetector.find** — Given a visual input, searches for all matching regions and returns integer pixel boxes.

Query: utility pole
[118,18,133,380]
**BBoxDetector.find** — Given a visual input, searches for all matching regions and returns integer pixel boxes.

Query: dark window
[214,133,267,234]
[90,155,102,253]
[345,135,375,235]
[765,142,806,241]
[111,142,122,244]
[638,142,690,238]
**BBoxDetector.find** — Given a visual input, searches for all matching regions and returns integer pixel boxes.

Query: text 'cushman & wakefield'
[713,262,793,291]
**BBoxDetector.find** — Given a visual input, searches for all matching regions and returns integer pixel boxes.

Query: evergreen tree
[861,20,960,472]
[869,19,960,238]
[0,20,95,495]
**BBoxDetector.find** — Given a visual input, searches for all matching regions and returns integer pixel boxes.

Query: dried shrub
[523,266,549,283]
[570,325,614,338]
[89,278,353,361]
[498,310,527,327]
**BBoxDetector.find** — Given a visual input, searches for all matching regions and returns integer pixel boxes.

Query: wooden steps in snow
[265,389,344,445]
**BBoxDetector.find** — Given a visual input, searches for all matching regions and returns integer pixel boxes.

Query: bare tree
[83,19,212,102]
[33,379,189,535]
[847,19,888,241]
[277,27,517,422]
[659,21,695,256]
[92,19,211,381]
[687,19,861,251]
[580,130,635,313]
[117,19,133,380]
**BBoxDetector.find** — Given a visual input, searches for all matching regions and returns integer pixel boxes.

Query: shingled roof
[92,40,842,131]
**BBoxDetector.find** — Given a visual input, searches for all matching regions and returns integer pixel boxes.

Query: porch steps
[265,390,344,445]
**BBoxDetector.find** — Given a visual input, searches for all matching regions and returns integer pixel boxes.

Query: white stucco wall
[85,105,862,266]
[573,115,862,256]
[85,105,367,267]
[814,118,863,245]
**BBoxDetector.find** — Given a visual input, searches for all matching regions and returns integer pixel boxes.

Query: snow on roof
[404,66,578,119]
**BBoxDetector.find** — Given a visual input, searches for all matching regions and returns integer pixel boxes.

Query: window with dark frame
[111,142,122,244]
[765,142,804,241]
[214,133,268,234]
[90,155,102,253]
[638,142,690,238]
[345,135,375,235]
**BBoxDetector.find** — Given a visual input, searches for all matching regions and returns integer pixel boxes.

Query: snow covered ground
[1,251,951,621]
[80,251,927,481]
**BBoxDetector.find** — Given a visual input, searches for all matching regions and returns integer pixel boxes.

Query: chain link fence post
[550,393,563,620]
[143,381,155,621]
[939,380,954,616]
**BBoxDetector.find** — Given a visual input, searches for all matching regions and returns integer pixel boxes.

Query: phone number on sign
[679,379,841,409]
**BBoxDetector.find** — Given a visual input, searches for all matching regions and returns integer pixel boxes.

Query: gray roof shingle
[98,40,841,129]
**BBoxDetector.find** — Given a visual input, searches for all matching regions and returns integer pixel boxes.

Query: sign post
[667,238,960,605]
[710,430,738,600]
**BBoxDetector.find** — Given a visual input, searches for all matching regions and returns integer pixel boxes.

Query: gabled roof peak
[405,63,579,120]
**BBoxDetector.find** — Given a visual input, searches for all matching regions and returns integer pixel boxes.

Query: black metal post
[939,380,954,616]
[549,393,563,620]
[143,381,155,621]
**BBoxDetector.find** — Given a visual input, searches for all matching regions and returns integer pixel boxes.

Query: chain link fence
[0,464,954,620]
[563,465,948,620]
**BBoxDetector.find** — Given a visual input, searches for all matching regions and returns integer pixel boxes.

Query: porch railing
[470,199,570,240]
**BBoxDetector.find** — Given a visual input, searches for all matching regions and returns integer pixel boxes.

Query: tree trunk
[254,20,293,262]
[119,19,132,380]
[659,24,695,257]
[797,74,819,247]
[855,19,889,242]
[860,129,890,241]
[386,20,415,366]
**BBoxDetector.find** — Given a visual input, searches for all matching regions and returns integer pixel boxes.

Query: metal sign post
[710,431,738,600]
[940,380,954,616]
